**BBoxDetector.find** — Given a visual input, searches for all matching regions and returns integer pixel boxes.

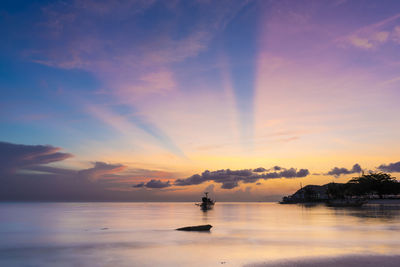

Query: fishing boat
[195,192,215,210]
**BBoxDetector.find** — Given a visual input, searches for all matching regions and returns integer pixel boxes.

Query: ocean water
[0,202,400,267]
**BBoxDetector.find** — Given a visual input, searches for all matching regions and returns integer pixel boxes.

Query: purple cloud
[174,167,310,189]
[378,161,400,173]
[327,163,362,177]
[133,182,145,188]
[0,141,163,201]
[0,141,72,174]
[133,179,171,188]
[253,167,267,172]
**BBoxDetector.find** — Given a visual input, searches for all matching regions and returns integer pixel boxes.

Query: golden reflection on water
[0,202,400,266]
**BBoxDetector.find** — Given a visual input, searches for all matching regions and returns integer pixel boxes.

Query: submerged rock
[176,224,212,231]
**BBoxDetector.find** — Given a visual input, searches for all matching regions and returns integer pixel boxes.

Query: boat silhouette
[195,192,215,210]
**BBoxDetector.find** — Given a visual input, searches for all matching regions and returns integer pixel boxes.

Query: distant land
[281,172,400,204]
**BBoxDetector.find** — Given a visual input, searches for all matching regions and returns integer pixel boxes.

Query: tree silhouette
[327,183,346,199]
[348,172,399,198]
[303,187,318,201]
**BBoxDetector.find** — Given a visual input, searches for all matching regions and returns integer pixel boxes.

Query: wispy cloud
[78,161,126,181]
[32,0,251,90]
[86,104,185,157]
[26,0,253,157]
[341,13,400,49]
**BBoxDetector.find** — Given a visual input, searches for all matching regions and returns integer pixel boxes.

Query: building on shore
[281,184,333,204]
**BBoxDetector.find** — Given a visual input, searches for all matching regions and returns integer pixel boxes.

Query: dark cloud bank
[173,167,310,189]
[133,180,171,189]
[2,141,400,201]
[0,141,149,201]
[133,166,310,189]
[0,141,311,200]
[0,141,72,175]
[133,166,309,190]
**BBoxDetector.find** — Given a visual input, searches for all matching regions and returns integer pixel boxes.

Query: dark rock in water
[176,224,212,231]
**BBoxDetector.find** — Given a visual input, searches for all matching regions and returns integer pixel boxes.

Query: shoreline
[280,198,400,205]
[246,254,400,267]
[367,199,400,204]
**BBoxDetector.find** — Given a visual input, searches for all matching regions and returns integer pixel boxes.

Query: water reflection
[328,204,400,221]
[0,202,399,267]
[298,202,400,220]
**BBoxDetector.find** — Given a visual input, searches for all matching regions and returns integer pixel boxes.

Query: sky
[1,0,400,201]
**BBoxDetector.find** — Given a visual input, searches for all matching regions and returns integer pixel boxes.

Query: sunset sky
[1,0,400,201]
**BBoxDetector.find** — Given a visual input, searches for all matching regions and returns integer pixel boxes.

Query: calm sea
[0,202,400,266]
